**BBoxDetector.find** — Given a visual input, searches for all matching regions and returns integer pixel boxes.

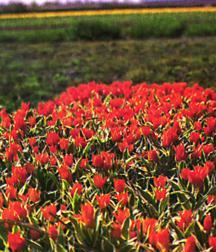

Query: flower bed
[0,82,215,251]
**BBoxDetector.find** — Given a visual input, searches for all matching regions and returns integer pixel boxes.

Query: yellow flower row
[0,6,216,20]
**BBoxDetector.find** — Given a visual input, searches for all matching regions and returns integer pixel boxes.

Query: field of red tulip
[0,81,215,251]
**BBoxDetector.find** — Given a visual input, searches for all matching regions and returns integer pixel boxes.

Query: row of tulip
[0,81,215,251]
[1,6,216,20]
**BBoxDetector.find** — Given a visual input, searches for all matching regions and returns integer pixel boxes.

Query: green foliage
[185,23,216,37]
[0,12,216,43]
[0,29,70,43]
[128,15,186,38]
[72,18,121,40]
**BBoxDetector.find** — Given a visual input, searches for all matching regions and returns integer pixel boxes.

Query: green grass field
[1,37,216,111]
[0,11,215,111]
[0,12,216,42]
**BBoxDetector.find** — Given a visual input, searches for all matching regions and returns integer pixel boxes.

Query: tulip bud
[184,236,196,252]
[204,214,213,232]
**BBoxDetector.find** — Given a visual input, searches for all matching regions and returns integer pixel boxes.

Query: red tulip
[63,154,73,166]
[114,208,130,224]
[208,195,216,204]
[190,132,200,144]
[155,228,170,252]
[142,218,157,234]
[111,222,122,239]
[8,201,27,220]
[202,144,214,156]
[36,153,49,165]
[96,194,110,209]
[12,166,27,184]
[58,165,72,182]
[42,204,56,222]
[8,232,25,252]
[29,230,40,240]
[209,237,216,252]
[148,150,158,162]
[114,179,126,193]
[74,203,95,228]
[177,210,193,231]
[80,158,88,169]
[203,214,213,232]
[205,161,215,174]
[46,132,60,146]
[175,143,187,161]
[28,188,41,203]
[6,185,17,200]
[5,143,21,162]
[155,189,167,201]
[111,128,122,142]
[70,183,83,197]
[93,174,107,189]
[24,163,35,174]
[116,192,129,206]
[184,236,196,252]
[180,168,191,180]
[92,152,114,170]
[2,209,18,222]
[59,138,69,150]
[154,175,167,188]
[48,225,58,240]
[204,117,216,135]
[162,127,178,147]
[74,136,86,148]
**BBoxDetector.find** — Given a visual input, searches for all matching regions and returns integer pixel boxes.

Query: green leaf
[125,156,136,165]
[71,192,81,213]
[93,211,101,246]
[185,222,195,237]
[81,227,93,247]
[82,140,94,156]
[72,158,82,174]
[170,180,182,191]
[101,237,115,252]
[207,186,216,195]
[0,224,8,248]
[159,197,168,215]
[170,191,192,209]
[57,244,69,252]
[169,221,185,240]
[74,224,86,246]
[118,242,135,252]
[122,218,130,240]
[141,190,157,208]
[194,221,206,245]
[27,239,44,250]
[194,194,206,210]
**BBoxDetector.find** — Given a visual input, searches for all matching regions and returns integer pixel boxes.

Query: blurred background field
[1,12,216,42]
[0,0,216,111]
